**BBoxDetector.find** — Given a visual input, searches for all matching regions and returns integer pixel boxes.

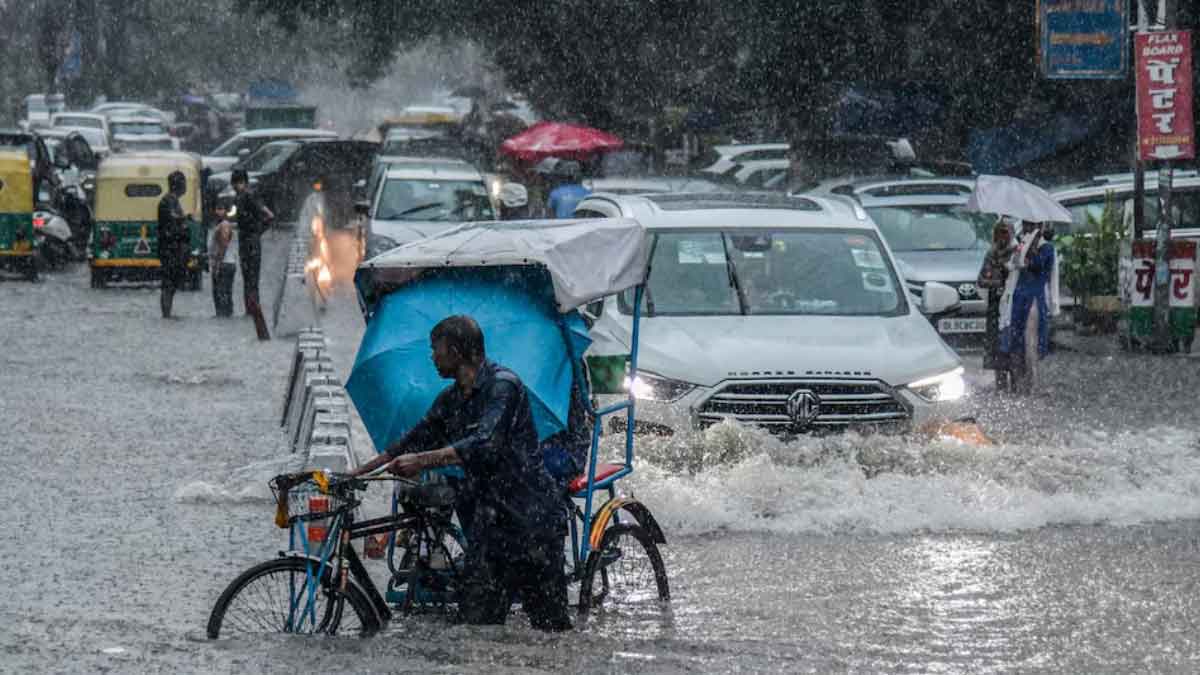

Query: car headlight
[366,234,399,259]
[906,367,966,402]
[623,371,696,402]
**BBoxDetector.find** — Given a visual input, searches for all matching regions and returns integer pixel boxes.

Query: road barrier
[280,327,358,472]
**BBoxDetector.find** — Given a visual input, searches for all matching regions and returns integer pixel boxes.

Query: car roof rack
[645,191,823,212]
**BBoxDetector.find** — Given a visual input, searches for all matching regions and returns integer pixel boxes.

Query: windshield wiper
[720,234,748,315]
[394,202,446,217]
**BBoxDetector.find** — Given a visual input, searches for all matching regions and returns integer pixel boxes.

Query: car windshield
[112,121,165,135]
[623,229,904,316]
[865,205,991,252]
[239,143,298,172]
[55,116,102,129]
[374,178,494,221]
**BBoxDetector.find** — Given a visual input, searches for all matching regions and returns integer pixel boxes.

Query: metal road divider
[280,327,358,473]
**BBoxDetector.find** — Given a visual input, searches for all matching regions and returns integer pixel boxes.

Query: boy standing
[207,200,238,318]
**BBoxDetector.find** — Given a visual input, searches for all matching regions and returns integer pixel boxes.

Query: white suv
[574,192,967,436]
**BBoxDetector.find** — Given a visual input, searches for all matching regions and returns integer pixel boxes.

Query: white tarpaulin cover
[965,174,1073,224]
[361,218,650,312]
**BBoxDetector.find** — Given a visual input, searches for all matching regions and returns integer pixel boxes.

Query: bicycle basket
[270,473,350,528]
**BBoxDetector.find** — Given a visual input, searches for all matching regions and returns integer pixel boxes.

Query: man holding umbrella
[966,176,1067,394]
[352,315,572,631]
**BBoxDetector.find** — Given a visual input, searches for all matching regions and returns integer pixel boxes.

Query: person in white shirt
[207,199,238,318]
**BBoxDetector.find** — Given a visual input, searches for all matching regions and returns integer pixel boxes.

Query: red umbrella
[499,121,624,163]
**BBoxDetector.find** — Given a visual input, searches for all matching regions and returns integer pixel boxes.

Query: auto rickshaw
[0,148,38,280]
[89,151,205,290]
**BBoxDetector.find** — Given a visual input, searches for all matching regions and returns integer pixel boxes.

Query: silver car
[807,177,992,338]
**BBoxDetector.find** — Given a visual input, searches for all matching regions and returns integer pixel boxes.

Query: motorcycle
[33,206,77,270]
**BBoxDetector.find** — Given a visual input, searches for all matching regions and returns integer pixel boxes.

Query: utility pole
[1151,0,1178,353]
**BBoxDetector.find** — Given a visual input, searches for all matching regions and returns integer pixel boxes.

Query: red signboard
[1136,30,1195,161]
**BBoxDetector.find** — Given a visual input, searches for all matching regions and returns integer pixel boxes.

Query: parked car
[109,115,178,153]
[360,158,495,260]
[573,191,966,436]
[201,128,338,173]
[90,102,170,122]
[211,138,377,225]
[803,177,992,340]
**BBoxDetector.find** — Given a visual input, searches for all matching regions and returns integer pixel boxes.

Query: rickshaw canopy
[356,218,650,314]
[0,150,33,212]
[94,151,202,221]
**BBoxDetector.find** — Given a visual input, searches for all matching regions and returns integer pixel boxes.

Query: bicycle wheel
[578,523,669,611]
[207,557,381,638]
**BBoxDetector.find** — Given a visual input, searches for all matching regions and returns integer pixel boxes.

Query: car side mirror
[237,148,250,158]
[354,200,370,217]
[921,281,960,315]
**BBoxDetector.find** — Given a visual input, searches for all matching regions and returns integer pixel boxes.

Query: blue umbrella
[346,268,591,454]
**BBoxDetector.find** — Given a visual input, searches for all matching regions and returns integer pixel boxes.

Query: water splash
[620,421,1200,536]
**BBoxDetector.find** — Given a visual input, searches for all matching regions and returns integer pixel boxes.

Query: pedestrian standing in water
[978,217,1015,391]
[1001,220,1057,394]
[230,168,274,316]
[207,198,237,318]
[156,170,192,319]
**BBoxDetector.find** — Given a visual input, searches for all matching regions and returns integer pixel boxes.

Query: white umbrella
[964,174,1072,223]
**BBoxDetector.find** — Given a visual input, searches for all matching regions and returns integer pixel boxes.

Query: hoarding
[1136,30,1195,161]
[1039,0,1128,79]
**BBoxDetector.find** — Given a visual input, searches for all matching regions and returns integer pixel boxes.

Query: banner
[1039,0,1128,79]
[1136,30,1195,161]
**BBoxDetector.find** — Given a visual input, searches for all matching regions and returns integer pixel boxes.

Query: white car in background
[202,128,338,173]
[573,192,966,436]
[109,115,178,153]
[50,112,111,155]
[361,158,496,259]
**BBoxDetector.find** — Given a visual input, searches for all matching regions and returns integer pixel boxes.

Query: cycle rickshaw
[207,217,668,638]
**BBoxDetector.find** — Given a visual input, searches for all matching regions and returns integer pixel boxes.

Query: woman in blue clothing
[1001,221,1056,394]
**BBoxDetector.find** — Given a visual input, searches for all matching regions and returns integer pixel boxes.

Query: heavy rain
[3,1,1200,673]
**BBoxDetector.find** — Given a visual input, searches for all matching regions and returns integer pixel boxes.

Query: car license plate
[938,317,986,334]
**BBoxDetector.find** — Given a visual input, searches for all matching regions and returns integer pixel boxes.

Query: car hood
[593,313,960,389]
[892,249,986,283]
[113,132,171,141]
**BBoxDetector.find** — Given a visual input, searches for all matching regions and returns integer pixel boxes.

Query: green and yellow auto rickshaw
[89,151,205,289]
[0,148,38,280]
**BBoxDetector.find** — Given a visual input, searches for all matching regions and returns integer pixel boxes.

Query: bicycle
[207,462,670,638]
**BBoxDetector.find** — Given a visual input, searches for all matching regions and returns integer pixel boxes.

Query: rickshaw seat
[569,463,626,495]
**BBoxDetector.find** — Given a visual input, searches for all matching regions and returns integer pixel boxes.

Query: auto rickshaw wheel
[90,268,107,289]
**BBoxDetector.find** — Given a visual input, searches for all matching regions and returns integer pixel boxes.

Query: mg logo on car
[786,389,821,427]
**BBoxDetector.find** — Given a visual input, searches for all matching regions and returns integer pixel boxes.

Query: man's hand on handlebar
[386,454,423,478]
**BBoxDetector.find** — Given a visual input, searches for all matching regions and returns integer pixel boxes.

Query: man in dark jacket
[353,315,571,631]
[157,170,191,319]
[231,168,274,315]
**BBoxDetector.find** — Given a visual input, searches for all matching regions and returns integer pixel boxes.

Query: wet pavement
[3,232,1200,673]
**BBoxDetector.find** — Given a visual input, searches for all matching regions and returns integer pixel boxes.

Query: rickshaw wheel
[90,268,106,289]
[578,523,669,611]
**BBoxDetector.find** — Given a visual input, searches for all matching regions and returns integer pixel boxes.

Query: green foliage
[1055,193,1126,299]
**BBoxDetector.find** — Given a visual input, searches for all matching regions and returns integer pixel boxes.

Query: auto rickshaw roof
[98,151,202,179]
[358,217,650,313]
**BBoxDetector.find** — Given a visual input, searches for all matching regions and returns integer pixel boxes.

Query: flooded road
[3,232,1200,673]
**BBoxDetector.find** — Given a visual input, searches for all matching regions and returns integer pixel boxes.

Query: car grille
[697,379,910,431]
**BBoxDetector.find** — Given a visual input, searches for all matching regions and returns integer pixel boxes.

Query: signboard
[1039,0,1128,79]
[1127,240,1197,340]
[1136,30,1195,161]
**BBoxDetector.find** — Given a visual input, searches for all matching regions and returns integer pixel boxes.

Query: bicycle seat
[568,463,625,494]
[396,484,456,507]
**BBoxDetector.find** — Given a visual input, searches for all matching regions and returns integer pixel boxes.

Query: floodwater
[3,231,1200,673]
